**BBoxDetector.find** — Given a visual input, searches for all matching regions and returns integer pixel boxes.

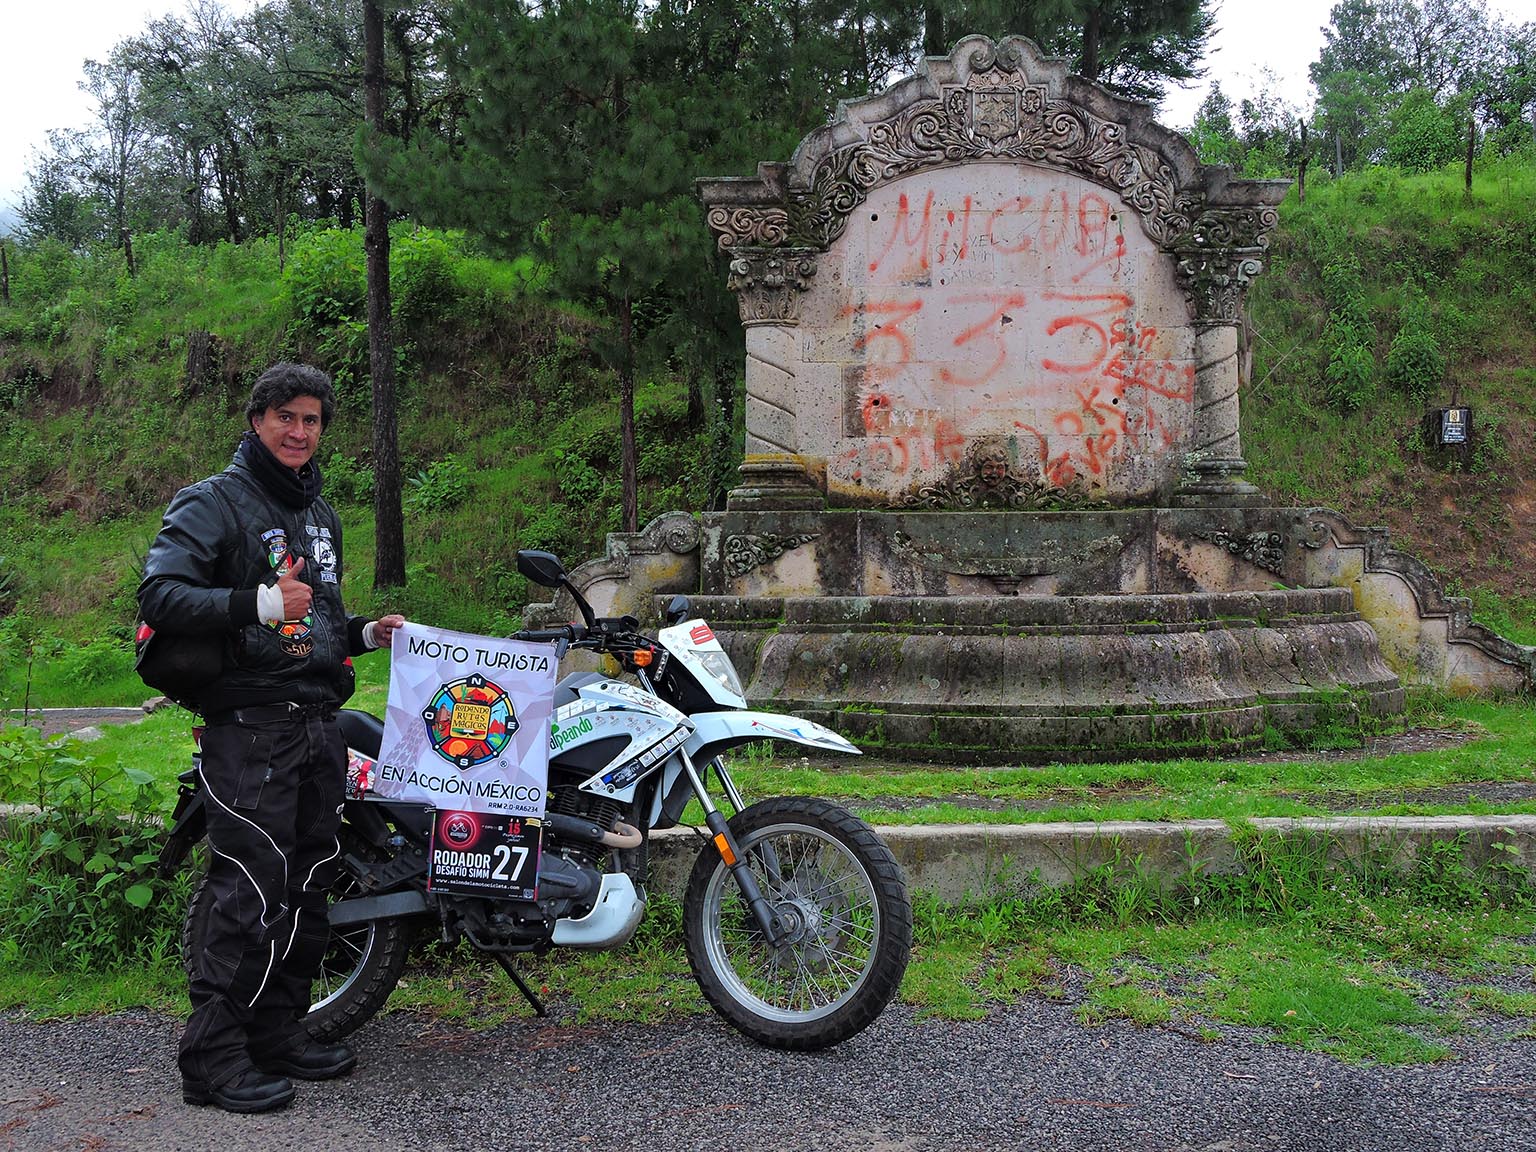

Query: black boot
[183,1068,296,1114]
[256,1040,357,1081]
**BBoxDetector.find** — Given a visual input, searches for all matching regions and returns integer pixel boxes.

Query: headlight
[696,649,744,697]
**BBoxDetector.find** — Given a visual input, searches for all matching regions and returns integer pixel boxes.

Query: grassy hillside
[1,155,1533,707]
[0,223,726,706]
[1244,156,1536,640]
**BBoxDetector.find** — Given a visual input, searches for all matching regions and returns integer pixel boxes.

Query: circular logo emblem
[422,674,518,769]
[441,811,480,849]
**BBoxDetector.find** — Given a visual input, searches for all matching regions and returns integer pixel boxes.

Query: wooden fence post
[1464,116,1476,197]
[1297,120,1309,204]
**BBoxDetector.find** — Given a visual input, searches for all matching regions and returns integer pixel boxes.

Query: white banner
[373,623,557,817]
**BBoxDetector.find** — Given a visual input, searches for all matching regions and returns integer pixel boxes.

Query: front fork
[677,748,787,944]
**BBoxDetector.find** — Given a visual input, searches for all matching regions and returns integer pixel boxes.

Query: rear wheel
[182,829,415,1041]
[682,797,911,1050]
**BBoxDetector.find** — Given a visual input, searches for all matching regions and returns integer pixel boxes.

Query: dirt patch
[5,707,155,740]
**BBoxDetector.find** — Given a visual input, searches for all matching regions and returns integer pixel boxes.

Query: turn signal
[714,833,737,866]
[631,647,654,667]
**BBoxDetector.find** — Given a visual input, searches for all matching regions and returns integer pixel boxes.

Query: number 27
[491,844,530,882]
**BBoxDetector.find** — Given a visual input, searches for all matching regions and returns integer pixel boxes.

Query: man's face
[252,395,324,471]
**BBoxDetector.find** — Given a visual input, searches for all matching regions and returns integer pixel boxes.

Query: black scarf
[236,431,324,510]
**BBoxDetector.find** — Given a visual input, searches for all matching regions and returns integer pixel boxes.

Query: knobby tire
[682,796,912,1051]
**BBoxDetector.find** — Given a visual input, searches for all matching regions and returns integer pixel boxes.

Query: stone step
[647,814,1536,903]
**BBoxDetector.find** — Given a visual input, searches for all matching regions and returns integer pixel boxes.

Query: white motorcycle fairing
[550,680,694,803]
[550,872,646,949]
[683,710,861,762]
[656,618,748,709]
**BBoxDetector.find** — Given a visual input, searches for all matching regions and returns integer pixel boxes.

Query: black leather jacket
[138,455,369,714]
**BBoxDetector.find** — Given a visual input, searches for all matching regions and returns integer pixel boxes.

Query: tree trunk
[619,290,638,535]
[187,149,206,246]
[711,357,736,512]
[277,164,287,273]
[1081,7,1103,81]
[185,330,215,397]
[390,12,418,141]
[365,0,406,588]
[686,362,703,427]
[1,244,9,306]
[923,2,945,57]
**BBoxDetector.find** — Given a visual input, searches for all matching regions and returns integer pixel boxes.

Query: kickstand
[491,953,548,1017]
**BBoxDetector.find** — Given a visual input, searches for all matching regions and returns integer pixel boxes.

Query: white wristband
[363,620,381,650]
[257,583,284,625]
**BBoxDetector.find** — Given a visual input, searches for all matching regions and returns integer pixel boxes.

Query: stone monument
[528,37,1532,763]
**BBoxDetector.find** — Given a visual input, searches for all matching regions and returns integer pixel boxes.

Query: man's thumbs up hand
[276,555,312,620]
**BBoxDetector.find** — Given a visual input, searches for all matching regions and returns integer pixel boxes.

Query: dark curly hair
[245,362,336,429]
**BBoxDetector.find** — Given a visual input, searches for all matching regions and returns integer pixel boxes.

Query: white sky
[0,1,258,232]
[1,0,1532,231]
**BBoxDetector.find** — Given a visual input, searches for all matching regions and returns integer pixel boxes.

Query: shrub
[1325,342,1377,412]
[285,227,366,332]
[324,451,376,505]
[54,635,135,688]
[1321,251,1376,412]
[405,453,472,512]
[0,726,188,970]
[391,228,461,331]
[1385,289,1446,402]
[1386,89,1465,174]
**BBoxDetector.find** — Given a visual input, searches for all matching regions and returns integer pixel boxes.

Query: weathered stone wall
[802,166,1199,503]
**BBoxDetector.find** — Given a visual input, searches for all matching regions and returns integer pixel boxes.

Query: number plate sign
[427,809,541,899]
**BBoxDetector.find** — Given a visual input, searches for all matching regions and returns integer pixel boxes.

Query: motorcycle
[159,549,912,1050]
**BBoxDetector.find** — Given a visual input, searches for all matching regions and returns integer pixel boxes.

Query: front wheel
[683,797,912,1050]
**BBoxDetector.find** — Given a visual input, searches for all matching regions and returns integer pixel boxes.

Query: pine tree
[927,1,1215,102]
[371,0,769,534]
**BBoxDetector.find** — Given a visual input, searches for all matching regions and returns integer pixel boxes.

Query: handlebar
[511,625,587,644]
[510,616,651,656]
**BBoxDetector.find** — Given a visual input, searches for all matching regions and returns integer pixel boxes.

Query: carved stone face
[978,450,1009,487]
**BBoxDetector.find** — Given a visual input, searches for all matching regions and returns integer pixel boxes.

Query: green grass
[1242,158,1536,638]
[0,966,186,1018]
[5,846,1529,1067]
[4,166,1536,1065]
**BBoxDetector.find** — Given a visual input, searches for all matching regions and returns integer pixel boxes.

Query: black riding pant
[178,708,345,1088]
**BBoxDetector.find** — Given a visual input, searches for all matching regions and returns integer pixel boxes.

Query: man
[139,362,405,1114]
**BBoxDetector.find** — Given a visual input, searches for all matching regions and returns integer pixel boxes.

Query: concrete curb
[647,815,1536,902]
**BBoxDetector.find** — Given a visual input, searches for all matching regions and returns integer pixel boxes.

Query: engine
[546,783,630,872]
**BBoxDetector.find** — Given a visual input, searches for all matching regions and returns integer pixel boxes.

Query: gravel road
[4,1003,1533,1152]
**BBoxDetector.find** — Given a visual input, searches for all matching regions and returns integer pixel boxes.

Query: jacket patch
[307,525,339,584]
[260,526,314,656]
[262,527,290,571]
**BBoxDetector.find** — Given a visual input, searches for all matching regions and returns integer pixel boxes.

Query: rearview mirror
[517,550,567,589]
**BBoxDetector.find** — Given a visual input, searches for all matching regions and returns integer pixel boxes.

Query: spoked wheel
[683,797,912,1050]
[182,829,415,1041]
